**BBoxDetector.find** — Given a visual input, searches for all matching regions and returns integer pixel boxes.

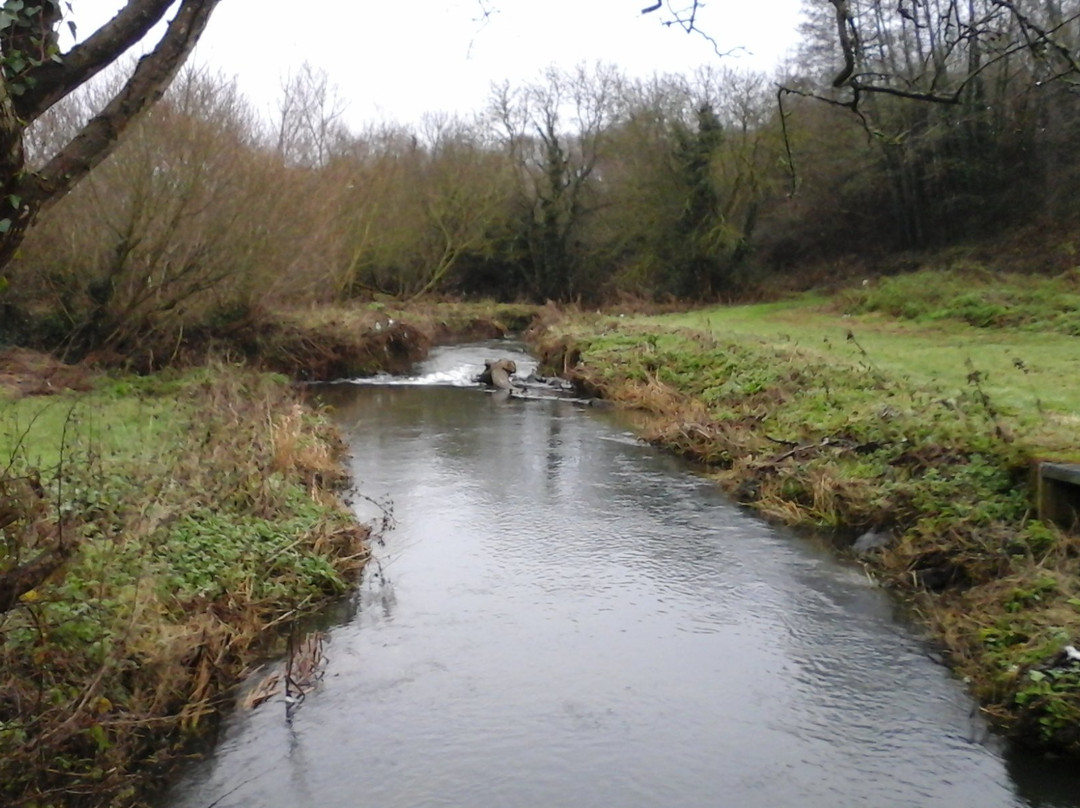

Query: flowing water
[161,341,1080,808]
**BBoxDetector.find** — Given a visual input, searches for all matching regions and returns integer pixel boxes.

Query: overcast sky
[69,1,807,129]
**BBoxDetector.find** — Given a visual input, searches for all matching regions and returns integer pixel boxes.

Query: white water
[336,340,539,388]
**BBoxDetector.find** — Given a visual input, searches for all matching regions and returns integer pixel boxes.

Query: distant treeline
[4,0,1079,355]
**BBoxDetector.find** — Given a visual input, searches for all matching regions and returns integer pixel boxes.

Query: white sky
[68,1,807,129]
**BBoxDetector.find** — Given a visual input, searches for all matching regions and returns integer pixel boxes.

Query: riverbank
[1,299,538,379]
[532,270,1080,755]
[0,300,545,807]
[156,345,1066,808]
[0,362,374,807]
[5,279,1077,802]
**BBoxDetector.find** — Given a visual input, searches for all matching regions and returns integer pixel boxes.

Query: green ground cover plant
[648,284,1080,459]
[0,366,369,807]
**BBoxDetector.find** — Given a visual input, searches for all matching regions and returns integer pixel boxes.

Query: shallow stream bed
[160,341,1080,808]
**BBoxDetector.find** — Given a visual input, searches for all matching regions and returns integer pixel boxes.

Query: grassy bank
[533,270,1080,754]
[0,364,369,807]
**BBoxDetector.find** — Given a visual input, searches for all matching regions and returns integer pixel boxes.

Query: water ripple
[160,345,1078,808]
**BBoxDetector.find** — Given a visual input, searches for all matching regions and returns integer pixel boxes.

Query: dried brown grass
[0,367,372,807]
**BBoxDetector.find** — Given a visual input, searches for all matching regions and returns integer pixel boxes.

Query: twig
[201,763,281,808]
[771,443,824,464]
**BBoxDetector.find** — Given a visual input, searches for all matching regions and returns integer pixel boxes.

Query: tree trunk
[0,80,32,270]
[0,0,222,273]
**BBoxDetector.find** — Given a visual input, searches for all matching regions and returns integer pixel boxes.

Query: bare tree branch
[16,1,180,124]
[0,0,223,271]
[642,1,747,60]
[28,1,221,210]
[655,0,1079,114]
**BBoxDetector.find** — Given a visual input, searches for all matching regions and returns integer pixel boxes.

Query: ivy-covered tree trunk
[666,103,725,298]
[492,66,616,303]
[0,77,30,270]
[0,0,222,274]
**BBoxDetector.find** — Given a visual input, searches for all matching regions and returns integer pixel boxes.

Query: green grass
[646,294,1080,459]
[0,366,368,807]
[2,378,193,470]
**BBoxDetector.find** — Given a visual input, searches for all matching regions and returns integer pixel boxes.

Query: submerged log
[478,358,517,390]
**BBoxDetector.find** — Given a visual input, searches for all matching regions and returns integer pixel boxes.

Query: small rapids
[336,340,540,388]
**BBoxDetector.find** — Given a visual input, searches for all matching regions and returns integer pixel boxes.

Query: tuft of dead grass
[0,366,371,807]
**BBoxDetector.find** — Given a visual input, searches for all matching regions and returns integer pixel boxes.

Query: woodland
[0,0,1077,360]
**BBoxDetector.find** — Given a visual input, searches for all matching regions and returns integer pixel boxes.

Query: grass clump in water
[0,365,368,807]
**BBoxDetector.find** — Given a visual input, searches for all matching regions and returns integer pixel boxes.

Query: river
[160,341,1080,808]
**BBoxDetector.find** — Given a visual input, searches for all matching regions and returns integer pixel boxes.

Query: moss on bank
[533,303,1080,755]
[0,366,369,807]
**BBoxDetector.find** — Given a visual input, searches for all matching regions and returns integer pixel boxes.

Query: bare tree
[491,64,621,300]
[275,62,349,167]
[815,0,1080,109]
[649,0,1080,111]
[0,0,222,271]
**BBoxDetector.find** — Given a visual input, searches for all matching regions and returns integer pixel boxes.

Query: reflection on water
[160,343,1080,808]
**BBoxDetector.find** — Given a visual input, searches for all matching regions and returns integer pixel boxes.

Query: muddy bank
[212,303,540,380]
[1,301,541,380]
[531,319,1080,756]
[0,347,97,398]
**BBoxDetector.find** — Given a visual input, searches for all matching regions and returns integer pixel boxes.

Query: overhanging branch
[641,1,746,60]
[26,0,221,208]
[17,0,180,124]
